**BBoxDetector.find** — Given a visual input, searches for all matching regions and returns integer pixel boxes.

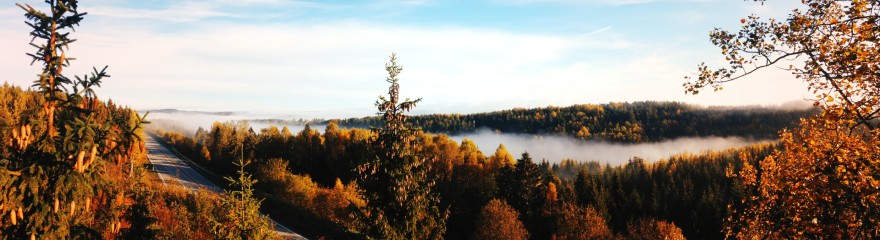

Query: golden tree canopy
[686,0,880,238]
[473,199,529,240]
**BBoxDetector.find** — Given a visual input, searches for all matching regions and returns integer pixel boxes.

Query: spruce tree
[212,156,276,240]
[1,0,146,238]
[356,53,446,239]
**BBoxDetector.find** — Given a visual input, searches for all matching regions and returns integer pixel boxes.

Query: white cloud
[496,0,651,6]
[0,0,812,118]
[375,0,433,7]
[1,18,620,112]
[494,0,725,6]
[86,2,230,22]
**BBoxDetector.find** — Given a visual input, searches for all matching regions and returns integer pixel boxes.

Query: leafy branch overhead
[685,0,880,131]
[687,0,880,238]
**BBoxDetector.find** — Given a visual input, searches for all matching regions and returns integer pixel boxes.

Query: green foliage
[355,53,447,239]
[120,181,160,239]
[570,144,777,239]
[158,113,790,239]
[495,152,550,239]
[161,121,370,239]
[335,101,815,143]
[256,158,318,207]
[0,1,147,238]
[212,157,276,240]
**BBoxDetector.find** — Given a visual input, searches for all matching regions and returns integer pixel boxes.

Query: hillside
[333,101,817,142]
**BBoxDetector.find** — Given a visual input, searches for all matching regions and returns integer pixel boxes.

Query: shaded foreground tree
[0,0,146,238]
[211,156,276,239]
[686,0,880,238]
[496,152,546,238]
[355,53,446,239]
[472,199,528,240]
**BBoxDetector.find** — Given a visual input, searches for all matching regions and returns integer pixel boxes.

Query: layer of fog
[450,129,772,166]
[143,111,323,137]
[144,111,773,166]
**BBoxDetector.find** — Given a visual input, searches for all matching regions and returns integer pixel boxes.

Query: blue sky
[0,0,810,119]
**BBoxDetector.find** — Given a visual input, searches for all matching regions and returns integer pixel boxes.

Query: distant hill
[144,108,237,116]
[330,101,818,143]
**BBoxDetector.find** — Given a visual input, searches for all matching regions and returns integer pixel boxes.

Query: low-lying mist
[450,129,773,166]
[143,111,324,137]
[145,111,773,166]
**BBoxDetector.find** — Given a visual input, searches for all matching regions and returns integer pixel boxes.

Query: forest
[156,119,776,239]
[332,102,816,143]
[1,0,879,239]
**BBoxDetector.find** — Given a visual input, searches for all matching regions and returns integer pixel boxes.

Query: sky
[0,0,810,119]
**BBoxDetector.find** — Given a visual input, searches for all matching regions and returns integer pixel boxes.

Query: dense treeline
[333,101,815,142]
[158,119,777,239]
[152,56,775,239]
[569,145,776,239]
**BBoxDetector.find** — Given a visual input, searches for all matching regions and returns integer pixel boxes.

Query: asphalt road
[145,134,305,240]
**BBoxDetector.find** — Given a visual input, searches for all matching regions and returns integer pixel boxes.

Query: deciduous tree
[554,203,612,240]
[472,199,528,240]
[625,218,685,240]
[686,0,880,238]
[488,144,516,169]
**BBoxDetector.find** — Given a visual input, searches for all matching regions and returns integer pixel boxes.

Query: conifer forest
[1,0,878,239]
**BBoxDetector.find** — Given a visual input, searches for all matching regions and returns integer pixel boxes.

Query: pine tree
[0,0,146,238]
[356,53,447,239]
[496,152,545,238]
[212,156,276,239]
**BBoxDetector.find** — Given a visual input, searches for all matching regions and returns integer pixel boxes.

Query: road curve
[145,134,305,240]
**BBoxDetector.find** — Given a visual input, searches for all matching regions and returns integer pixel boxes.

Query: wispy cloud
[0,0,813,118]
[494,0,724,6]
[497,0,654,6]
[584,26,612,35]
[87,2,231,22]
[0,17,642,113]
[377,0,433,7]
[79,0,430,22]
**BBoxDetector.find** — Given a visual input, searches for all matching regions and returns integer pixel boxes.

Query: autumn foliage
[625,218,686,240]
[554,203,612,240]
[688,0,880,238]
[726,117,880,238]
[0,1,148,238]
[472,199,528,240]
[7,0,855,239]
